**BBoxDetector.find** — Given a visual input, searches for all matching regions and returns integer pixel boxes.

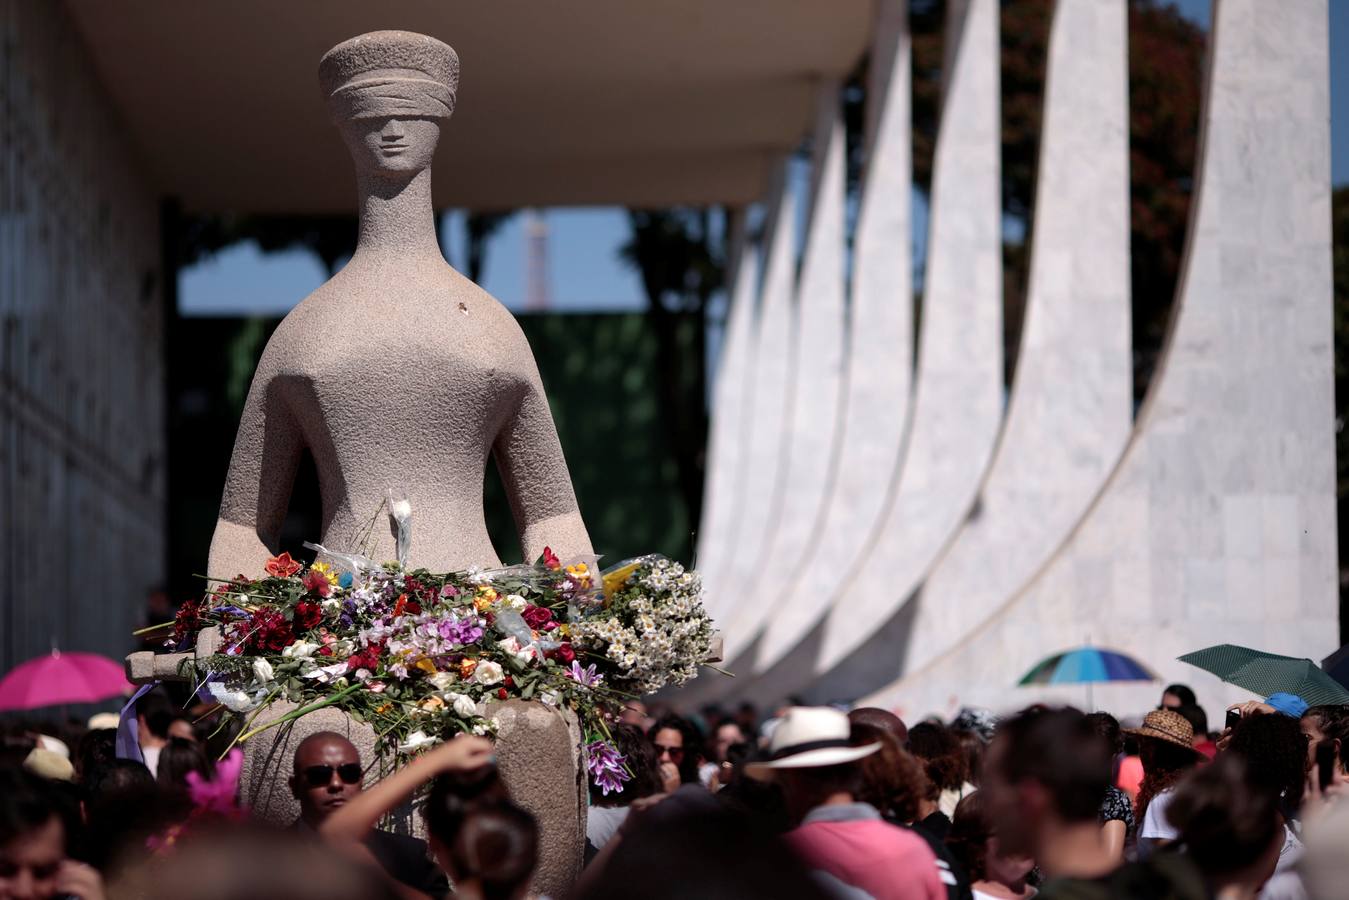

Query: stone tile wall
[0,0,165,677]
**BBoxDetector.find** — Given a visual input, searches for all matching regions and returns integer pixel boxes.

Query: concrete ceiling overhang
[64,1,872,213]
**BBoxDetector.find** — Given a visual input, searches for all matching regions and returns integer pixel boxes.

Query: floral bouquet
[167,546,713,795]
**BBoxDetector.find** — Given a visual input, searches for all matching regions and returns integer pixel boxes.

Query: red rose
[302,569,332,598]
[497,688,509,700]
[265,553,303,578]
[248,607,293,653]
[549,643,576,665]
[294,600,323,631]
[541,547,561,571]
[522,605,554,630]
[318,645,333,657]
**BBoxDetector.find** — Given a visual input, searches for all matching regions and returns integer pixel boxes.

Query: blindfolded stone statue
[208,30,593,580]
[189,33,592,891]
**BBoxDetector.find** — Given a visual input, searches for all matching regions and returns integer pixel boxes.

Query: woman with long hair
[1128,710,1201,857]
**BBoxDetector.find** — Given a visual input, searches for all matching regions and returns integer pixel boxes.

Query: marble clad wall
[0,0,166,675]
[847,0,1133,698]
[863,0,1337,720]
[718,84,848,662]
[731,0,916,698]
[793,0,1005,698]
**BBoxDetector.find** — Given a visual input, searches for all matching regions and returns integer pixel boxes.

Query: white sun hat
[745,706,879,776]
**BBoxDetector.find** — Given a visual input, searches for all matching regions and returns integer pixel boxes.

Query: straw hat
[745,707,878,776]
[1126,709,1199,753]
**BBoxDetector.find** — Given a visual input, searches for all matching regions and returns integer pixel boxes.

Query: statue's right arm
[207,352,303,579]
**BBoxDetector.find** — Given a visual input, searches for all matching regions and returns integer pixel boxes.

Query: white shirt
[141,745,161,778]
[1137,787,1179,857]
[586,805,629,851]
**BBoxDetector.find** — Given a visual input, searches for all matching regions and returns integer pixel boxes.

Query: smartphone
[1317,739,1337,792]
[1225,708,1241,731]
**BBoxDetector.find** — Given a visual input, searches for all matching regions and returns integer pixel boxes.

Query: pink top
[786,804,946,900]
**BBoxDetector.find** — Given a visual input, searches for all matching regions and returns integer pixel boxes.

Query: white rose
[445,692,478,718]
[251,658,275,685]
[283,640,319,659]
[473,660,505,685]
[496,637,538,665]
[427,671,457,692]
[505,594,528,611]
[397,730,439,753]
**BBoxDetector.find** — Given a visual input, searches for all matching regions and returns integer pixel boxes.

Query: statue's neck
[350,168,442,267]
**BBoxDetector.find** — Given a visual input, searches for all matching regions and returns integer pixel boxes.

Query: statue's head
[319,31,459,178]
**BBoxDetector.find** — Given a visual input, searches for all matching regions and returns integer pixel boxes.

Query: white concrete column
[699,168,798,625]
[718,82,848,660]
[803,0,1004,693]
[864,0,1338,720]
[753,0,915,673]
[693,212,757,595]
[872,0,1133,689]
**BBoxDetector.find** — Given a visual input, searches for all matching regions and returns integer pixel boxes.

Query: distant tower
[524,209,551,311]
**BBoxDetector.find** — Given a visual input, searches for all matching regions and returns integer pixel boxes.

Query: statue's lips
[380,145,408,155]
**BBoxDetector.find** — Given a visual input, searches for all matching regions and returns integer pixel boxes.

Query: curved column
[862,0,1133,689]
[794,0,1003,697]
[693,214,757,597]
[747,0,916,677]
[699,169,798,625]
[718,84,848,661]
[865,0,1337,720]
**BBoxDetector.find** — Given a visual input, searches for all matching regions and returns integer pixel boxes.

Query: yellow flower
[459,658,478,679]
[375,702,394,715]
[414,657,438,675]
[566,563,593,589]
[419,695,445,714]
[311,561,340,586]
[474,587,499,612]
[603,562,640,600]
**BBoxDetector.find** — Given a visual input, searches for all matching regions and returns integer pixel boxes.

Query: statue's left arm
[493,366,593,563]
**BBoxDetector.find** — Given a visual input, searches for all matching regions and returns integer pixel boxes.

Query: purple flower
[586,739,630,796]
[567,660,603,687]
[437,615,484,647]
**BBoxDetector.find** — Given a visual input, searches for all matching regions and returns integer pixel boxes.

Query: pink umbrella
[0,650,132,711]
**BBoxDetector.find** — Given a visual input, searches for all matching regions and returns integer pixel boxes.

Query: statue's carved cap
[319,31,460,121]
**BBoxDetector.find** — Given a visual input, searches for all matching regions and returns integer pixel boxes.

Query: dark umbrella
[1323,644,1349,692]
[1178,644,1349,707]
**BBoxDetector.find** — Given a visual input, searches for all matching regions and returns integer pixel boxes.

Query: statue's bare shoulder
[252,262,542,388]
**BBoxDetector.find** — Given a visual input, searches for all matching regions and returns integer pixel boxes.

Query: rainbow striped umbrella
[1019,646,1156,709]
[1019,647,1156,686]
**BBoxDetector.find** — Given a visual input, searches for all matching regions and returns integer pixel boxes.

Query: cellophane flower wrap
[170,544,714,795]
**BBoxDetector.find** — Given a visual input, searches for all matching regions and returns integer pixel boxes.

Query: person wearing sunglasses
[290,732,449,899]
[647,715,704,794]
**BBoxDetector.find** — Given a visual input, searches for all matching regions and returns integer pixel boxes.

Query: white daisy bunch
[574,556,713,695]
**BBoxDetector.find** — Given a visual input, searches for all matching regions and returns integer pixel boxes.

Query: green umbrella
[1178,644,1349,706]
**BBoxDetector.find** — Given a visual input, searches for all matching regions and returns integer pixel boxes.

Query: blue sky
[180,0,1347,318]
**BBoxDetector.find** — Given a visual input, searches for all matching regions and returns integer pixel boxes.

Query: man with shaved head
[290,732,447,897]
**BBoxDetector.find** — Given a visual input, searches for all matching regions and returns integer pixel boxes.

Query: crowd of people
[2,684,1348,899]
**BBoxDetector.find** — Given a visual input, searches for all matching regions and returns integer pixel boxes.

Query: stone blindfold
[329,76,455,121]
